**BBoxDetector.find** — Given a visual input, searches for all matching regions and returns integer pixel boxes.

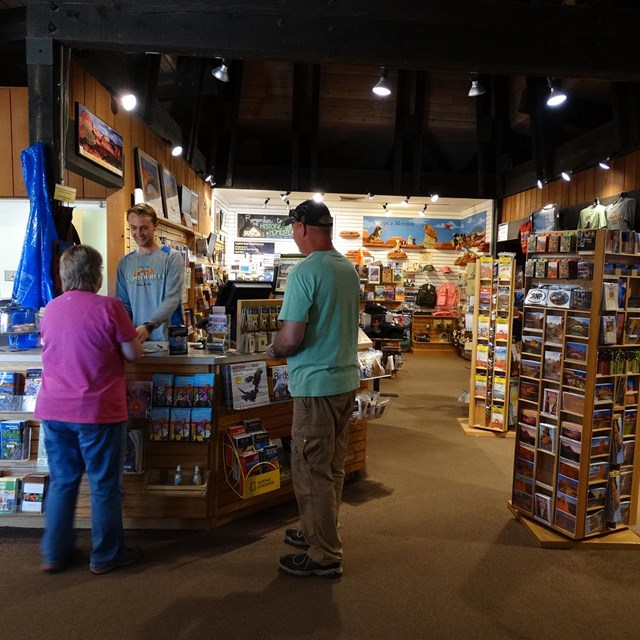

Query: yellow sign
[53,184,77,203]
[242,468,280,499]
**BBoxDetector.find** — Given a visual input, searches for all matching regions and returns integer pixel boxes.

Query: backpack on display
[416,283,437,308]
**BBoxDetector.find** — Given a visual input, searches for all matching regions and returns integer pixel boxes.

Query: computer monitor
[215,281,274,341]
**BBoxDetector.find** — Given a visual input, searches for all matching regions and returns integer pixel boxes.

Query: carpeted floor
[2,353,640,640]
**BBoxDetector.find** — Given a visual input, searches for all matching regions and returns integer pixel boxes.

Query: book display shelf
[468,254,516,433]
[512,229,640,540]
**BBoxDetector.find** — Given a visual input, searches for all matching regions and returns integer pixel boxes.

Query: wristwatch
[143,322,156,334]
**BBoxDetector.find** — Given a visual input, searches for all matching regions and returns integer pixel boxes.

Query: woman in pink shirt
[34,245,143,574]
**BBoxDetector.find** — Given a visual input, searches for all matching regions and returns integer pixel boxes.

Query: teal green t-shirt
[279,250,360,397]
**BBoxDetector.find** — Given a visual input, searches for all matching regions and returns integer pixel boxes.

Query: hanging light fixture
[372,66,391,97]
[599,158,611,170]
[212,59,230,83]
[546,77,567,107]
[468,73,486,97]
[419,204,428,217]
[561,171,571,182]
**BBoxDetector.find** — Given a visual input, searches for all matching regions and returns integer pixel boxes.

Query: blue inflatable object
[12,142,58,310]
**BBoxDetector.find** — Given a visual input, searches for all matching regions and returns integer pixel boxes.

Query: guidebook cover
[225,361,270,409]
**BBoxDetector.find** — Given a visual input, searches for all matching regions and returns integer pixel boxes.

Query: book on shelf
[0,476,22,514]
[152,373,174,407]
[222,361,270,410]
[36,432,49,472]
[21,474,49,513]
[126,380,153,419]
[123,429,144,473]
[24,368,42,396]
[170,407,192,441]
[191,407,213,441]
[150,407,170,441]
[268,364,292,401]
[192,373,215,407]
[600,315,617,344]
[0,371,24,396]
[0,419,30,461]
[173,375,195,407]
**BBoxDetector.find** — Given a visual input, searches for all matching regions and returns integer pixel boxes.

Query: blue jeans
[40,421,126,569]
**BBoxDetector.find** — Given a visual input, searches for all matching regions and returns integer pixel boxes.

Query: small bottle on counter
[192,465,202,486]
[173,464,183,486]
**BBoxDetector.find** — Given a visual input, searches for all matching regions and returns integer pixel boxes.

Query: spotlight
[280,191,291,202]
[419,204,428,217]
[561,171,571,182]
[430,194,439,203]
[372,66,391,97]
[262,198,270,209]
[312,192,324,203]
[599,159,611,170]
[468,73,486,97]
[367,192,375,200]
[383,203,390,215]
[537,178,543,190]
[212,59,230,83]
[204,174,216,187]
[546,77,567,107]
[402,196,410,207]
[120,93,137,111]
[171,144,183,157]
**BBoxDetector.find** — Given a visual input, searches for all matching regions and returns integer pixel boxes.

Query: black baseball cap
[284,200,333,227]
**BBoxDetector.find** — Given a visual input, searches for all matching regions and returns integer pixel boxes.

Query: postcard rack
[468,254,516,433]
[512,229,640,540]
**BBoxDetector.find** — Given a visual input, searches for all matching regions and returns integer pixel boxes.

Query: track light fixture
[312,192,324,203]
[212,59,230,83]
[537,178,543,190]
[171,144,183,157]
[468,73,486,97]
[204,174,216,187]
[419,204,428,216]
[546,77,567,107]
[280,191,291,202]
[430,194,439,203]
[367,192,375,200]
[402,196,410,207]
[372,66,391,97]
[599,158,611,170]
[382,203,390,215]
[262,198,270,208]
[561,171,571,182]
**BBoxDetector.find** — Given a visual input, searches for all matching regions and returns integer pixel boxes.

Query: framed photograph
[538,423,556,454]
[518,422,537,447]
[559,436,581,464]
[534,493,551,524]
[565,341,587,363]
[190,191,199,227]
[134,148,164,217]
[179,186,193,229]
[160,165,181,223]
[76,102,124,177]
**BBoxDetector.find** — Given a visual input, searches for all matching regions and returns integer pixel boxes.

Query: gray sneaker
[284,528,309,549]
[90,546,141,575]
[279,552,342,578]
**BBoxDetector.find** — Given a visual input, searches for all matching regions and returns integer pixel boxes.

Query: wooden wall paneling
[534,186,542,211]
[0,89,13,196]
[575,169,586,205]
[67,59,86,197]
[625,150,638,192]
[601,160,614,197]
[503,198,512,221]
[568,170,577,206]
[10,88,28,197]
[584,166,595,202]
[610,157,624,196]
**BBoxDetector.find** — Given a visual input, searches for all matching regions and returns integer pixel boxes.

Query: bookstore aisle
[2,354,640,640]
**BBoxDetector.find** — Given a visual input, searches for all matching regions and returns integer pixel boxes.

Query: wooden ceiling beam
[29,1,640,81]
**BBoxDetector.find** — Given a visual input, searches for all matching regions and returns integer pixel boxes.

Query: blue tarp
[12,142,58,309]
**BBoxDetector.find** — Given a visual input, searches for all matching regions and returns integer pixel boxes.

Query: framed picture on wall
[179,185,193,228]
[76,103,124,178]
[159,165,181,224]
[190,191,199,228]
[134,148,164,217]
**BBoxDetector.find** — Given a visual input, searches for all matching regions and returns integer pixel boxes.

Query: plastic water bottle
[173,464,183,486]
[192,465,202,486]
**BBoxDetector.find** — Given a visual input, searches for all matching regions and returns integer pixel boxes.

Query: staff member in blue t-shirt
[116,203,184,343]
[266,199,360,578]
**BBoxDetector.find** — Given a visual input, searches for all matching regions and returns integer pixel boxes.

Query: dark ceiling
[3,1,640,201]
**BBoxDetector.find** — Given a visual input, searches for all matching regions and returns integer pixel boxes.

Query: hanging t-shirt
[605,197,636,231]
[578,203,607,229]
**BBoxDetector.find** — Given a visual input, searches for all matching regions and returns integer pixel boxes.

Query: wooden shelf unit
[411,312,456,353]
[512,229,640,540]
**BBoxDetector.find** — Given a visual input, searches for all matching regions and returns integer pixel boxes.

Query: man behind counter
[116,203,184,343]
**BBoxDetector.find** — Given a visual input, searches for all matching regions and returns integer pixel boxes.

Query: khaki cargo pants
[291,390,356,566]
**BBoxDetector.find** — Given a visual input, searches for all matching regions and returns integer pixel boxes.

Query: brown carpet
[2,353,640,640]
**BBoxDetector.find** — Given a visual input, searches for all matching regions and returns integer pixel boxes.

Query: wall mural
[362,211,488,251]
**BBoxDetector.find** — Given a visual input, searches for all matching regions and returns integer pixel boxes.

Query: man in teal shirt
[266,199,360,578]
